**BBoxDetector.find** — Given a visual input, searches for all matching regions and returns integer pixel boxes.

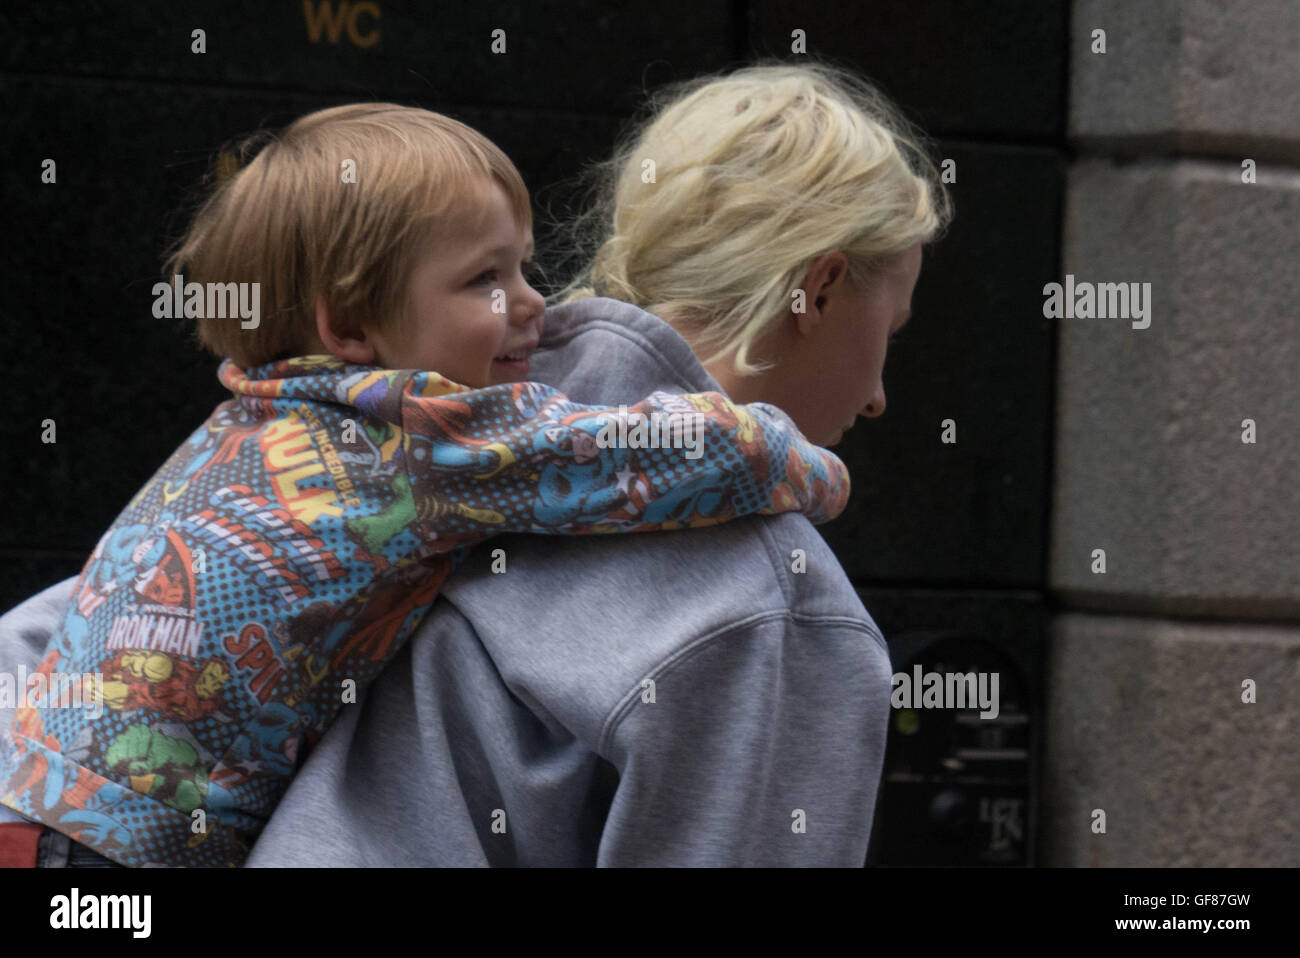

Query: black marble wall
[2,0,1068,641]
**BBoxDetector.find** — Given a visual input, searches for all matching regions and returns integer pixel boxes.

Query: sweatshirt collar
[218,354,385,399]
[532,297,724,403]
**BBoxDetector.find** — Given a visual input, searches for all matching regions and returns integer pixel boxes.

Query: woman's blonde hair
[550,59,953,374]
[165,103,532,368]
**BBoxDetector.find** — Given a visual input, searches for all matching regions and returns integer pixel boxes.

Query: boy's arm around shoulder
[593,544,892,867]
[395,372,851,533]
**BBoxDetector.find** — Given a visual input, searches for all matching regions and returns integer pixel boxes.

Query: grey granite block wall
[1046,0,1300,864]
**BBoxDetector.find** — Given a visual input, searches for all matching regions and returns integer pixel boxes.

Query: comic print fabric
[0,354,849,866]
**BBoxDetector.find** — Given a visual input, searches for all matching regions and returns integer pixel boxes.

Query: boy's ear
[314,296,380,365]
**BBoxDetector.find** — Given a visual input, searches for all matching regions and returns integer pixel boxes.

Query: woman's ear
[314,296,380,365]
[793,251,848,336]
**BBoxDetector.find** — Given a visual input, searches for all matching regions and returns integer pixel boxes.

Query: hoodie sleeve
[594,611,893,867]
[395,373,850,542]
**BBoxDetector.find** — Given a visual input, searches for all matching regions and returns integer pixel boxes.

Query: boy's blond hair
[552,59,954,375]
[165,103,532,368]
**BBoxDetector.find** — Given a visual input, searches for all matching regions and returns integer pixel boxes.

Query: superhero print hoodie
[0,354,849,866]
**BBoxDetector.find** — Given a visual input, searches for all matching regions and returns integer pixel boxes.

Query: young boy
[0,103,850,867]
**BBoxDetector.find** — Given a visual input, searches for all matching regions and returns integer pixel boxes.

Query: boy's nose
[515,286,546,327]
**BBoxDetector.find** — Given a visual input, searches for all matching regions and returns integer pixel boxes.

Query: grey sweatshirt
[0,297,893,866]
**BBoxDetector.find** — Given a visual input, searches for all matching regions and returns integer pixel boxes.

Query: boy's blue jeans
[37,828,126,867]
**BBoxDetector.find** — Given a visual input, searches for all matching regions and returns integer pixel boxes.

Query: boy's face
[368,180,545,386]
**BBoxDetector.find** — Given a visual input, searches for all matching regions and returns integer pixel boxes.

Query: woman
[0,59,951,866]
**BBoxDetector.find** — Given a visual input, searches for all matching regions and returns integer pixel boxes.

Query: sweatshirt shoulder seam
[597,608,886,754]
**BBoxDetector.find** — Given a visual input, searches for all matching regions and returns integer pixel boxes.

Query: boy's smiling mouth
[493,341,537,375]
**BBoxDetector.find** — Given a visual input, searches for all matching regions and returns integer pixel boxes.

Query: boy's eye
[472,260,539,287]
